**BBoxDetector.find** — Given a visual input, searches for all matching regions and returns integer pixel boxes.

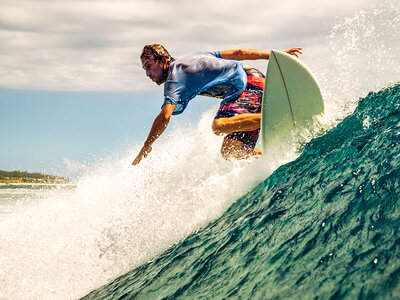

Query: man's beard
[155,67,169,85]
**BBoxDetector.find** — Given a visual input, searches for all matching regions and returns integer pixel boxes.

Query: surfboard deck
[260,50,324,153]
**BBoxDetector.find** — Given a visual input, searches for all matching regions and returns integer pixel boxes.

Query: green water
[82,85,400,299]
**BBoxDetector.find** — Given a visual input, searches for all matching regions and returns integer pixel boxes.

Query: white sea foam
[311,0,400,125]
[0,110,284,300]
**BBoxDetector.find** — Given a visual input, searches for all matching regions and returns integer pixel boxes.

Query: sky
[0,0,390,176]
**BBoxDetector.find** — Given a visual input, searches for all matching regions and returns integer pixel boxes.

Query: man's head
[140,44,175,85]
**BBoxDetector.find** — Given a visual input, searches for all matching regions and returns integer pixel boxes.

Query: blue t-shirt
[163,51,247,115]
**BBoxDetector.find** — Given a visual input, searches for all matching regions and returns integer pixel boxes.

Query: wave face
[82,84,400,299]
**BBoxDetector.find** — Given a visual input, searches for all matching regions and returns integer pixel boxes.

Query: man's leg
[212,113,261,135]
[213,66,265,160]
[220,138,262,160]
[213,113,262,160]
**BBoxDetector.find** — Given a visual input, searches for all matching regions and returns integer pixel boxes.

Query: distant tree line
[0,170,69,184]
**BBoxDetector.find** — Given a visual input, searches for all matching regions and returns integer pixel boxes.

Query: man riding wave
[133,44,302,165]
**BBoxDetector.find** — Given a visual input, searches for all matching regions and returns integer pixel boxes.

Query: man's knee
[212,118,225,135]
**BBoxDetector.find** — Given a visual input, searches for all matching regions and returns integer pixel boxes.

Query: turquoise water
[82,84,400,299]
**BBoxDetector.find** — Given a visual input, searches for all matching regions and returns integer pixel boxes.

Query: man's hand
[132,144,152,165]
[284,47,303,57]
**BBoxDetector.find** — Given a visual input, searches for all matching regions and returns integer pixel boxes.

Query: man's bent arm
[220,49,270,60]
[132,103,176,165]
[220,48,302,60]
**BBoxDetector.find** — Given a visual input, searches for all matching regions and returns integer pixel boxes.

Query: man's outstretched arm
[132,103,176,165]
[220,47,302,60]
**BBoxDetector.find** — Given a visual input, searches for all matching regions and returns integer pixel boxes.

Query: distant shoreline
[0,170,70,184]
[0,182,75,186]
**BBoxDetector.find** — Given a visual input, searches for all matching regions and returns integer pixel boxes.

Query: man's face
[141,54,168,85]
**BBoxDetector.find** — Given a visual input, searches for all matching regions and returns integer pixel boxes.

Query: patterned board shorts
[215,67,265,149]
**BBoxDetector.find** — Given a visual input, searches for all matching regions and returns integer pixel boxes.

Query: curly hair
[140,44,175,64]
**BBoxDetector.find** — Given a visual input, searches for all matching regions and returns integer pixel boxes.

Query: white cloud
[0,0,380,91]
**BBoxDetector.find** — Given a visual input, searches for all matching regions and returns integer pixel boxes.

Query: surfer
[132,44,302,165]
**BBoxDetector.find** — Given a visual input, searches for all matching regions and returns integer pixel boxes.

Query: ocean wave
[83,84,400,299]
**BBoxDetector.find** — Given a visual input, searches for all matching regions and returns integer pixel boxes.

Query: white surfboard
[260,50,324,153]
